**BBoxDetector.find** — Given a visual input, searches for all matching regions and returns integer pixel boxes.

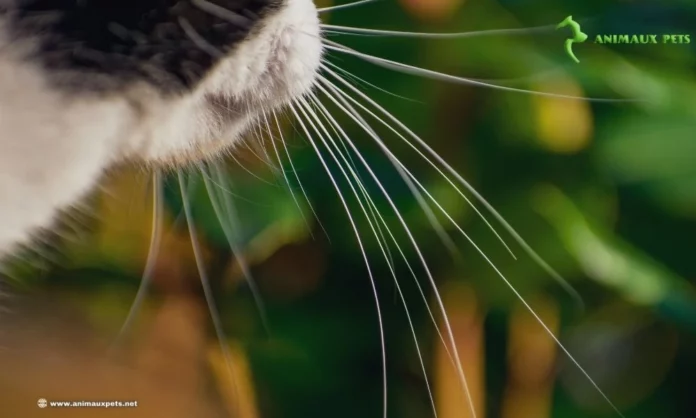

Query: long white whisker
[306,98,395,266]
[249,118,280,174]
[321,29,385,38]
[288,99,388,418]
[320,23,558,38]
[320,78,488,264]
[177,169,243,415]
[309,84,459,359]
[320,66,517,260]
[198,167,268,207]
[322,59,422,104]
[304,94,439,417]
[259,112,314,238]
[296,94,478,417]
[271,109,331,242]
[318,78,459,257]
[322,41,641,103]
[112,170,163,349]
[308,94,396,272]
[311,85,462,344]
[228,147,278,187]
[317,76,622,416]
[308,85,476,413]
[202,163,271,334]
[320,67,585,306]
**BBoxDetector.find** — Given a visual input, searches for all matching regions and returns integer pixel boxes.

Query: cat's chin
[125,0,323,166]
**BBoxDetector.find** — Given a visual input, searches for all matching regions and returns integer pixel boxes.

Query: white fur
[0,0,322,254]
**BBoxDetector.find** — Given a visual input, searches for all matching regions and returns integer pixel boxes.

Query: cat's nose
[260,0,323,101]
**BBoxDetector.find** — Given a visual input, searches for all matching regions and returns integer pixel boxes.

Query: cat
[0,1,634,417]
[0,0,322,254]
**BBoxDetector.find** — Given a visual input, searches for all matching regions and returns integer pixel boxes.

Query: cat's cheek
[0,60,134,254]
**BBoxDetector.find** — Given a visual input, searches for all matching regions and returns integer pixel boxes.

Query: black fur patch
[4,0,282,94]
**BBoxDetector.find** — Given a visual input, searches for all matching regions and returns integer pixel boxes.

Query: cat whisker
[314,80,458,258]
[315,69,623,417]
[322,59,423,104]
[307,88,459,366]
[247,118,281,176]
[322,40,642,102]
[319,23,558,39]
[198,167,270,207]
[319,65,587,307]
[307,83,478,417]
[465,68,571,85]
[321,29,384,38]
[201,163,271,335]
[227,145,279,187]
[304,95,397,272]
[257,109,316,239]
[304,93,440,417]
[257,114,281,175]
[177,169,244,416]
[320,65,517,260]
[317,0,380,14]
[111,170,164,350]
[270,108,331,242]
[288,98,388,418]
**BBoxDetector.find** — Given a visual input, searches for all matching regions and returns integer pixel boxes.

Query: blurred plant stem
[500,295,559,418]
[209,341,261,418]
[435,282,485,418]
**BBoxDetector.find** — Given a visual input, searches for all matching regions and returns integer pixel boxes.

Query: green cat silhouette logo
[556,15,588,63]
